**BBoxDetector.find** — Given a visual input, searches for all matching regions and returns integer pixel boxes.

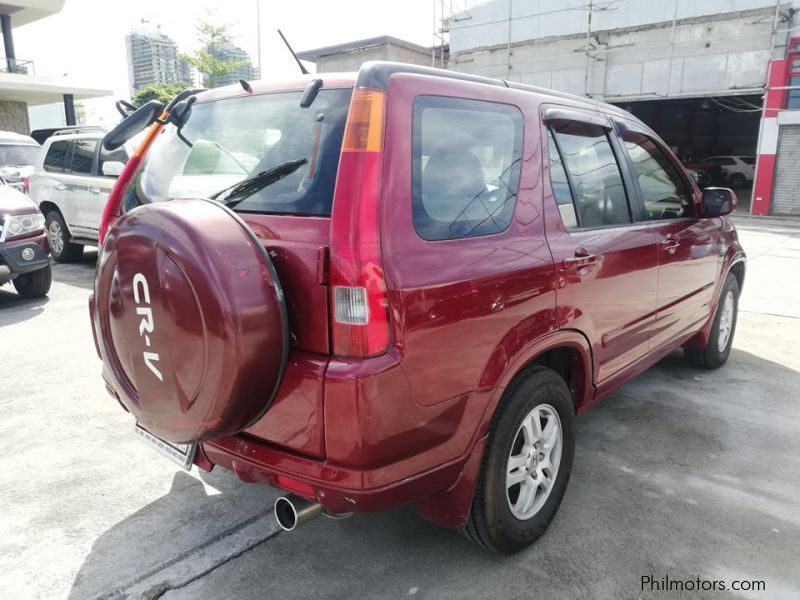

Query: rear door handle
[88,187,101,194]
[661,236,680,251]
[55,183,67,191]
[563,248,599,270]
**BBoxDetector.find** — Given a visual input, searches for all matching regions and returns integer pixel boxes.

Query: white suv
[704,156,755,188]
[28,128,128,262]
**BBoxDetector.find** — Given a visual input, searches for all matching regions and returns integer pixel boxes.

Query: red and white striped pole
[751,58,788,216]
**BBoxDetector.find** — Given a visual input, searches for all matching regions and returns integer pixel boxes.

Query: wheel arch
[39,201,69,232]
[416,330,593,530]
[489,329,594,422]
[684,255,745,350]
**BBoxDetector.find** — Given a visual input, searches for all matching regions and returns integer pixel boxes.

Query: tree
[183,20,246,88]
[132,82,188,107]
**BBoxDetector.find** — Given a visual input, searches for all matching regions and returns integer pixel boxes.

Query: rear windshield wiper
[211,158,308,207]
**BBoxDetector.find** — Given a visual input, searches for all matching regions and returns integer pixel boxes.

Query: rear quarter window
[412,96,524,241]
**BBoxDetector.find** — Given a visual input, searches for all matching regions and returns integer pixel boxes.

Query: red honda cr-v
[89,62,745,553]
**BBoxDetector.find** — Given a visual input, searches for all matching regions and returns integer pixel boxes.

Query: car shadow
[66,468,282,600]
[53,250,98,291]
[66,348,800,600]
[0,287,49,324]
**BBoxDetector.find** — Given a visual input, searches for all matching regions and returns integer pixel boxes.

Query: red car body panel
[92,63,746,530]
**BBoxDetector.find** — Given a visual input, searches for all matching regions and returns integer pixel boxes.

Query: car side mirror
[702,187,736,217]
[101,161,125,178]
[103,99,164,151]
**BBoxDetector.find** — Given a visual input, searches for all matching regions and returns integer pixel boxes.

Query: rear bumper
[0,231,49,279]
[197,350,489,516]
[200,435,469,515]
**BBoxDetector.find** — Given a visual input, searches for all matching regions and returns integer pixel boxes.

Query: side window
[68,139,97,175]
[43,140,70,173]
[620,131,692,220]
[98,145,129,177]
[412,96,523,241]
[548,121,630,228]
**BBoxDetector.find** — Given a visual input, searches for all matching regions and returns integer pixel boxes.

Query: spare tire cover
[94,198,288,443]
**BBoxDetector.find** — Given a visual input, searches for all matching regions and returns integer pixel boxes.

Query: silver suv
[28,127,129,262]
[0,131,40,192]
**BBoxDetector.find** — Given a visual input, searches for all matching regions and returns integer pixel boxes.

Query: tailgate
[241,213,330,458]
[243,214,330,355]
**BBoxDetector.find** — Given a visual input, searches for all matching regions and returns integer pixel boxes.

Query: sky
[14,0,447,127]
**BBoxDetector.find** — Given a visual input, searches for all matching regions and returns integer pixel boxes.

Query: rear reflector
[275,475,315,499]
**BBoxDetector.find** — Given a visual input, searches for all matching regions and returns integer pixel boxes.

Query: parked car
[684,158,728,185]
[686,167,712,189]
[704,155,756,187]
[0,177,51,298]
[0,131,40,192]
[27,127,128,262]
[89,62,745,553]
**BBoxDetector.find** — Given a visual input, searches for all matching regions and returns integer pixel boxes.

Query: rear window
[741,156,756,165]
[132,88,352,216]
[44,140,70,172]
[0,144,39,166]
[412,96,523,241]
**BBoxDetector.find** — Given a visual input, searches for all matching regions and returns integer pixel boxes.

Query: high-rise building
[125,21,192,93]
[209,43,257,87]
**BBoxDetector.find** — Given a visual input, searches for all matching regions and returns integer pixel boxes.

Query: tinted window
[550,121,630,228]
[621,131,692,220]
[741,156,756,165]
[68,139,97,174]
[44,140,70,172]
[546,131,577,228]
[98,145,128,177]
[412,96,523,241]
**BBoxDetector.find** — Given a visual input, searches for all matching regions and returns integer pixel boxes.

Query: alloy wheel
[506,403,563,520]
[48,220,64,255]
[717,290,735,352]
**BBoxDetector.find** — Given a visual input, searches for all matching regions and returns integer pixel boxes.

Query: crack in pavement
[92,510,283,600]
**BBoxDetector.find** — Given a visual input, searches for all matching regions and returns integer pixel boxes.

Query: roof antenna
[239,78,253,93]
[278,29,310,75]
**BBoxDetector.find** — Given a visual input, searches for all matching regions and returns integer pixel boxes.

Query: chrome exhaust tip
[274,494,324,531]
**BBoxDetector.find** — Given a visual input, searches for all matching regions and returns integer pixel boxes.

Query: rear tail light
[329,88,390,358]
[23,175,30,194]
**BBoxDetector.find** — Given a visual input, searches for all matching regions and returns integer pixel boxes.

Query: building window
[787,38,800,110]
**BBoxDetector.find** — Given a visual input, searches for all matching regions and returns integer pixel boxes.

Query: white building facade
[447,0,800,216]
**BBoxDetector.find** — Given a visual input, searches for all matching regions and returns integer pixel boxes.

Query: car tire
[45,211,83,263]
[729,173,746,188]
[684,273,739,369]
[461,366,576,553]
[13,264,52,298]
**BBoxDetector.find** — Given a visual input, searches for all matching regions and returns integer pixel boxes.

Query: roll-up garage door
[772,125,800,215]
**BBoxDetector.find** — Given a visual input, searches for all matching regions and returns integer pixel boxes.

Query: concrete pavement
[1,216,798,599]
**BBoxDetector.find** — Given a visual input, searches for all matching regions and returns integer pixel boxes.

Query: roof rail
[51,126,107,137]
